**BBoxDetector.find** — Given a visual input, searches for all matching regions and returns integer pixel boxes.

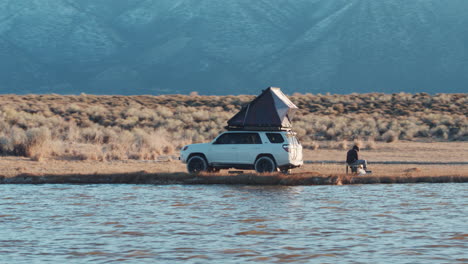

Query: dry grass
[1,169,466,185]
[0,140,466,180]
[299,140,468,177]
[0,156,185,178]
[302,141,468,163]
[0,93,466,162]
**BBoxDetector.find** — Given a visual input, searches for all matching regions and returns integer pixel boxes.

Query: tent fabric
[226,87,298,130]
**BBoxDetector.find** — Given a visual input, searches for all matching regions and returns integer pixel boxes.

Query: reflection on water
[0,184,466,263]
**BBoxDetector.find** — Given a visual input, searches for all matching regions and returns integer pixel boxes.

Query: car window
[214,133,235,144]
[214,133,261,144]
[266,133,285,143]
[241,133,262,144]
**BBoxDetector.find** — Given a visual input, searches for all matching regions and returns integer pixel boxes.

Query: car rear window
[266,133,285,143]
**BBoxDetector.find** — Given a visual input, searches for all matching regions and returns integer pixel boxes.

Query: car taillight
[182,146,189,151]
[282,144,290,152]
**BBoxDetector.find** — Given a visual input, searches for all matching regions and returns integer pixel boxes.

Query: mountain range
[0,0,467,95]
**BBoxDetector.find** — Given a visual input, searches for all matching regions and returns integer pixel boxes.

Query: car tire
[187,155,208,174]
[254,156,277,173]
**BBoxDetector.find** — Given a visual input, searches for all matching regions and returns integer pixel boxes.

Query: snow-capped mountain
[0,0,467,95]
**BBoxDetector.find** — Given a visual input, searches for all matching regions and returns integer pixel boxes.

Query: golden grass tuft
[365,139,378,150]
[337,140,349,150]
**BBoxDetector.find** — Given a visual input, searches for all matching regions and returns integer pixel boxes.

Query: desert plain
[0,93,466,184]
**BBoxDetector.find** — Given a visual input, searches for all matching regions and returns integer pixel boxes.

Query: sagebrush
[0,93,466,160]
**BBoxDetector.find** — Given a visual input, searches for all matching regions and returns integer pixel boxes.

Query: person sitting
[346,145,368,170]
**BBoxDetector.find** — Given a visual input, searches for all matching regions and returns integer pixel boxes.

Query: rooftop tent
[226,87,298,130]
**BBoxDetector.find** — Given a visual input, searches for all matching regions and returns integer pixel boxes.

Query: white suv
[180,130,303,173]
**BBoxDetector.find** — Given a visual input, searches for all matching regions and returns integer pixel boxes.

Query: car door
[207,133,239,164]
[236,133,262,164]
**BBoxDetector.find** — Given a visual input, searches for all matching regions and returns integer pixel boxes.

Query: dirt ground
[0,141,467,178]
[303,141,468,162]
[301,141,468,176]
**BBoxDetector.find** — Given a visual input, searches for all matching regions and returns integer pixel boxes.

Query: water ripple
[0,183,466,263]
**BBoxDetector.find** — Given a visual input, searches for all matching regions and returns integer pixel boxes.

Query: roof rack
[225,125,292,131]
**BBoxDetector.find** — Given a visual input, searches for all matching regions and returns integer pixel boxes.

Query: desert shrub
[116,130,134,148]
[430,125,449,140]
[381,130,399,143]
[86,105,108,124]
[0,135,10,154]
[100,128,117,144]
[365,139,377,150]
[192,133,205,143]
[304,141,320,150]
[163,144,175,155]
[81,127,105,144]
[132,128,152,149]
[336,140,349,150]
[5,126,28,156]
[25,127,52,158]
[66,104,81,114]
[0,119,8,132]
[192,110,211,122]
[0,93,465,161]
[157,106,174,119]
[104,150,125,161]
[294,127,307,139]
[121,116,139,129]
[325,128,336,140]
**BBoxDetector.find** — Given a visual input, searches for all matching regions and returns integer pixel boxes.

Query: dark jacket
[346,146,359,164]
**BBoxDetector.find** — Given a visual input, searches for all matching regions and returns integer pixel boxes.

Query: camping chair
[346,163,359,174]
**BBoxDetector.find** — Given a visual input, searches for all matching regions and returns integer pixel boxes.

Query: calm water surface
[0,184,467,263]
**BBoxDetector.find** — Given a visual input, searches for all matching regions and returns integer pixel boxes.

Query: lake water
[0,183,466,263]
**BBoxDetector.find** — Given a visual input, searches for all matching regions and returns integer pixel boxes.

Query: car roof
[222,131,288,133]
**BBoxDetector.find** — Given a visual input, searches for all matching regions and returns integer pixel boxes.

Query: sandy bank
[1,140,467,185]
[1,172,467,185]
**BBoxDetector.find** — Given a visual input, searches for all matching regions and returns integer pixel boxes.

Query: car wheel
[255,156,277,173]
[187,155,208,174]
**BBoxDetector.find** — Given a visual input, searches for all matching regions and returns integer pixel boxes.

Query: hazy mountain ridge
[0,0,467,95]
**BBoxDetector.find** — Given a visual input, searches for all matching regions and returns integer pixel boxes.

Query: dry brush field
[0,92,466,162]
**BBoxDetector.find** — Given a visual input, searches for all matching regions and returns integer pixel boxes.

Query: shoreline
[1,140,466,185]
[1,172,467,185]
